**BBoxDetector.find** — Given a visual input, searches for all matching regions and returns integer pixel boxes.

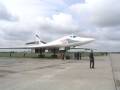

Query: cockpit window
[73,36,76,38]
[70,35,77,38]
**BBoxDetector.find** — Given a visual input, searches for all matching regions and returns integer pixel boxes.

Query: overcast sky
[0,0,120,51]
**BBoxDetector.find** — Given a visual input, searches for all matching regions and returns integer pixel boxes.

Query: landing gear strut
[35,48,45,58]
[51,48,58,58]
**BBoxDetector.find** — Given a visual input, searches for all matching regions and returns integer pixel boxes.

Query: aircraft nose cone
[89,38,95,42]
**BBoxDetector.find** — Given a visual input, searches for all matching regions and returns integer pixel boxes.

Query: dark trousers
[90,60,94,68]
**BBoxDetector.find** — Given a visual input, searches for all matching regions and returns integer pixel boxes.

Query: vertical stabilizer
[35,34,46,44]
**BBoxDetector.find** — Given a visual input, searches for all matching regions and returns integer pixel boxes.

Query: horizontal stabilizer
[40,41,46,44]
[25,41,39,45]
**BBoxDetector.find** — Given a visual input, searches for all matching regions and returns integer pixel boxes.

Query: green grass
[0,52,107,58]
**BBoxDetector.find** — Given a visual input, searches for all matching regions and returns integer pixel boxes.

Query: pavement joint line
[109,54,117,90]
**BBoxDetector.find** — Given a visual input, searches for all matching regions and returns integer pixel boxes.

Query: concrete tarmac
[0,55,117,90]
[110,54,120,90]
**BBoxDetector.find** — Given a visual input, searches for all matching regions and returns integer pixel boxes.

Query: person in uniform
[89,50,94,69]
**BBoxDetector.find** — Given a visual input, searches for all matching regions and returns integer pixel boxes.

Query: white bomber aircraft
[0,34,95,59]
[24,34,95,49]
[0,34,95,49]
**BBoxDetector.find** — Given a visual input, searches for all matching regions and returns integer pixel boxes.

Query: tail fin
[35,34,46,44]
[35,34,40,39]
[25,34,46,45]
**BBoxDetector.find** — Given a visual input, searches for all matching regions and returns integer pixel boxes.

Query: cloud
[0,0,120,51]
[64,0,85,5]
[37,13,79,35]
[70,0,120,27]
[0,3,18,21]
[0,12,80,45]
[100,26,120,41]
[88,0,120,27]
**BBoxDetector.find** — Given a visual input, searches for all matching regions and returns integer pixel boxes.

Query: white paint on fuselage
[27,35,95,48]
[0,35,95,49]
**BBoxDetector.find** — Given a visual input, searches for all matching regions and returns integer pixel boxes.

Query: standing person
[23,52,26,57]
[74,53,77,60]
[79,52,81,60]
[61,53,64,60]
[89,50,94,69]
[77,52,80,60]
